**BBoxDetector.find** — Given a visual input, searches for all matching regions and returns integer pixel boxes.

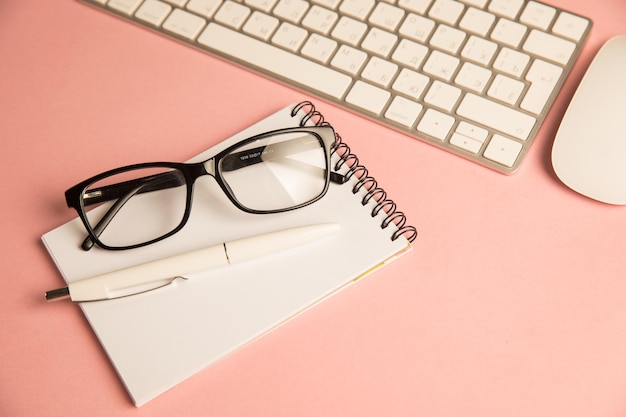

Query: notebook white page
[42,103,412,406]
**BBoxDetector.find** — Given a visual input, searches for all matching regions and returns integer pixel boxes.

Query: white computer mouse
[552,35,626,205]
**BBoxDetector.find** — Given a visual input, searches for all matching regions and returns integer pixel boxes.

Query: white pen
[45,223,339,303]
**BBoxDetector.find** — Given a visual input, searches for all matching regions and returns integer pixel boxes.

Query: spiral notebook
[41,101,417,406]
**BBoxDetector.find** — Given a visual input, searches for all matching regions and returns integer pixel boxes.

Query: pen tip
[45,287,70,302]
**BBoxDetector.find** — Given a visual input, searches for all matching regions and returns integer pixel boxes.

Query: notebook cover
[41,103,413,406]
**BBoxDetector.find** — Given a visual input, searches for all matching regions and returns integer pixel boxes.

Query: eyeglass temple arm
[220,140,346,184]
[81,184,142,250]
[80,174,183,250]
[81,172,184,207]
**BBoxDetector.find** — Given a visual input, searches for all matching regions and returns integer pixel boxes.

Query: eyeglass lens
[82,167,187,248]
[220,131,327,211]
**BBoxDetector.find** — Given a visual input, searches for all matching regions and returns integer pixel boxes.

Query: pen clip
[87,276,188,302]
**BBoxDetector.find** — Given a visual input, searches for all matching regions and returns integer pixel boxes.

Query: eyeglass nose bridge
[183,157,219,186]
[202,157,217,178]
[180,157,221,198]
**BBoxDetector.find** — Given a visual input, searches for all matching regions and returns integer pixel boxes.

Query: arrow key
[484,134,523,168]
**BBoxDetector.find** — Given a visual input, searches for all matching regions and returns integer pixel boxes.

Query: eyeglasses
[65,126,346,251]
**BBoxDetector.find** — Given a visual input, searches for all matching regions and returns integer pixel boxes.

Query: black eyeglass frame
[65,126,345,251]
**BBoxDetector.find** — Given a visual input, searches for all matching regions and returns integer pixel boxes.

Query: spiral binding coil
[291,101,417,243]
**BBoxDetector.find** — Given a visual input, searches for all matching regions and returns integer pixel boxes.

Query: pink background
[2,1,625,416]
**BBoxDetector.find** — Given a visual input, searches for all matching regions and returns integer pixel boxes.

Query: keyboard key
[385,96,423,127]
[523,29,575,65]
[339,0,374,20]
[456,121,488,141]
[135,0,172,26]
[330,45,367,75]
[487,74,525,105]
[488,0,524,19]
[198,23,351,98]
[398,0,432,14]
[552,12,589,41]
[271,22,307,51]
[362,27,398,57]
[423,50,459,81]
[459,7,496,36]
[484,134,523,168]
[301,33,337,63]
[302,5,338,34]
[490,17,527,47]
[454,62,492,93]
[458,0,487,7]
[492,47,530,78]
[461,35,498,66]
[429,24,466,54]
[428,0,464,25]
[417,108,454,141]
[391,39,429,70]
[457,93,535,141]
[163,8,206,40]
[392,68,430,99]
[369,3,405,31]
[450,134,483,153]
[272,0,308,23]
[520,1,556,30]
[243,11,279,40]
[246,0,279,13]
[163,0,186,6]
[424,80,461,111]
[521,59,562,114]
[346,81,391,114]
[311,0,340,9]
[331,16,367,46]
[109,0,143,15]
[186,0,222,19]
[214,1,250,29]
[399,13,435,44]
[362,57,398,87]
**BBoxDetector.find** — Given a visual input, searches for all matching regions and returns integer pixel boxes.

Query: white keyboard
[83,0,591,173]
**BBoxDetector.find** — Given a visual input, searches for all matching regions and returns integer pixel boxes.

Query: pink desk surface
[1,1,625,416]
